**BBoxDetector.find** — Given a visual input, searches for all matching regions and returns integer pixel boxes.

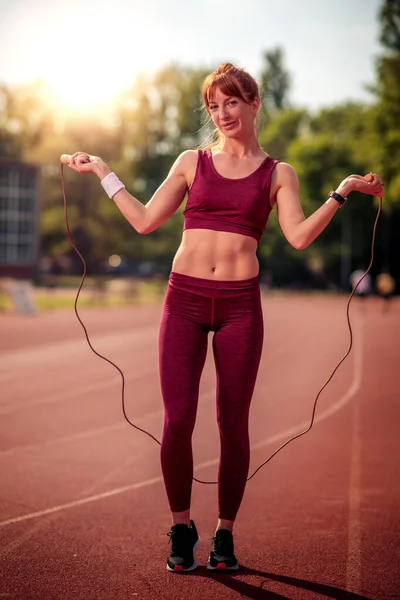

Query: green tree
[379,0,400,50]
[258,102,380,289]
[36,65,209,272]
[0,82,54,159]
[259,107,308,160]
[373,0,400,206]
[371,0,400,279]
[259,47,291,116]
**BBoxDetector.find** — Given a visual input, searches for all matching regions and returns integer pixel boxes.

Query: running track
[0,294,399,600]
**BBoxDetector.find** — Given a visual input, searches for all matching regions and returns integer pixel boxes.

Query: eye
[209,105,218,111]
[228,100,238,106]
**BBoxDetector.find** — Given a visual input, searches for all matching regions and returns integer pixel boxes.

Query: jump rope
[60,161,382,485]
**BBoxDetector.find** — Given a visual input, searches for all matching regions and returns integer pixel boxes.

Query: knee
[164,413,196,437]
[217,416,248,441]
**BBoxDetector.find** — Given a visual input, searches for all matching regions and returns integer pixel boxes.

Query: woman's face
[207,86,259,138]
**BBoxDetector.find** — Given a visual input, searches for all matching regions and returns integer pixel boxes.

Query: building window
[0,163,39,268]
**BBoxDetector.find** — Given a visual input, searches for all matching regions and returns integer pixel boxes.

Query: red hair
[202,63,260,113]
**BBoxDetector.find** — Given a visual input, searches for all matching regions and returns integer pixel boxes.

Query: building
[0,159,40,279]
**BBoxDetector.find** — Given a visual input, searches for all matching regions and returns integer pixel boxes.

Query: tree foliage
[379,0,400,51]
[0,82,54,159]
[259,47,291,115]
[1,2,399,288]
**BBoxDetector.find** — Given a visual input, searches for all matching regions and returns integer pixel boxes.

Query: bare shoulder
[169,149,198,188]
[270,162,299,206]
[274,162,299,184]
[171,149,198,173]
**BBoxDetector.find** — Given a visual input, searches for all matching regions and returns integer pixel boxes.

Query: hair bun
[217,63,235,74]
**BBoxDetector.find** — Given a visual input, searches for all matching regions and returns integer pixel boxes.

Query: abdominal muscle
[171,229,259,280]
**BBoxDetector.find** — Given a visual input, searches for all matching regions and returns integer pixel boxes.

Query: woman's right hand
[60,152,111,180]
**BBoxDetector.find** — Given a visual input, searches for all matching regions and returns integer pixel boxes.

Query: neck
[221,132,261,159]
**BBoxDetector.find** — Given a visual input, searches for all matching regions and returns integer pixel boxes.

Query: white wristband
[101,172,125,199]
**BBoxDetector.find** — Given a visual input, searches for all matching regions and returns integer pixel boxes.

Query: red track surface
[0,294,399,600]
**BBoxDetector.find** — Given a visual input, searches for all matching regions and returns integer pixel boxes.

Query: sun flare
[12,4,162,116]
[44,64,127,116]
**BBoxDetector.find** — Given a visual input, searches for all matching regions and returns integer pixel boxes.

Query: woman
[62,63,384,573]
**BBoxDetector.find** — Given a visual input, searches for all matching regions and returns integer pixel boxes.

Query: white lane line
[0,326,158,408]
[0,376,122,416]
[251,328,363,453]
[0,389,213,459]
[0,366,156,416]
[0,476,164,528]
[0,520,48,559]
[0,344,286,456]
[346,320,364,592]
[0,325,363,529]
[0,412,157,459]
[0,326,158,375]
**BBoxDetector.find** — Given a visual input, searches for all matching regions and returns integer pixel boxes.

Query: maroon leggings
[159,271,264,521]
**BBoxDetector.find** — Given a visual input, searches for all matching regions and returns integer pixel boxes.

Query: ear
[251,96,260,113]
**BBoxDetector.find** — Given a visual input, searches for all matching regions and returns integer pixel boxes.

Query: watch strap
[329,190,347,207]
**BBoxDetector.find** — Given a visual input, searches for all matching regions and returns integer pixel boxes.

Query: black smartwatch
[328,190,347,207]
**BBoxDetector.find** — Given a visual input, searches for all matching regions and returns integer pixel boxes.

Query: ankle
[171,510,191,527]
[216,518,234,533]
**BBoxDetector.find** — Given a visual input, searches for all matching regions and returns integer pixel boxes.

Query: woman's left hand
[339,173,384,198]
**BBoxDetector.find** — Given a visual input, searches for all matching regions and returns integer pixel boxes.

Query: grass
[0,277,168,313]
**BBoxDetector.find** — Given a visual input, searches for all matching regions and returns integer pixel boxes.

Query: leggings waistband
[168,271,260,298]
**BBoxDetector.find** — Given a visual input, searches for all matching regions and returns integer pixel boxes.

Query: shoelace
[167,527,192,555]
[212,532,233,555]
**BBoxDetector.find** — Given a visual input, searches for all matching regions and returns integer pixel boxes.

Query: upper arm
[142,150,197,234]
[273,162,305,247]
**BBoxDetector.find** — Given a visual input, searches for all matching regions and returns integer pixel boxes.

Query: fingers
[350,173,381,184]
[365,172,383,185]
[69,152,81,166]
[349,173,384,197]
[60,151,92,172]
[349,174,366,181]
[369,173,384,197]
[75,153,91,168]
[367,173,384,197]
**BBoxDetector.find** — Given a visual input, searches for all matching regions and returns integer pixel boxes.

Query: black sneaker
[207,529,239,570]
[166,520,201,573]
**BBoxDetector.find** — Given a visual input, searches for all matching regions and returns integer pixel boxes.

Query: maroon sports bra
[183,149,279,243]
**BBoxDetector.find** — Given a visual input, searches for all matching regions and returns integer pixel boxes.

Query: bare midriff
[171,229,259,280]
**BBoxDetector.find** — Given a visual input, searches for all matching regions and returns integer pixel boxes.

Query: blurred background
[0,0,399,311]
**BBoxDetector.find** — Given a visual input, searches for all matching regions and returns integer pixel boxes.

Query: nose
[219,105,230,120]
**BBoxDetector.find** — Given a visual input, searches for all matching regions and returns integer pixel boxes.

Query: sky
[0,0,383,115]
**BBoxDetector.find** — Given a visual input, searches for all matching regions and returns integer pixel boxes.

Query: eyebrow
[208,96,236,105]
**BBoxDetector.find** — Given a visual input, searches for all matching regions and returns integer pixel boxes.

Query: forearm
[96,165,147,234]
[110,188,147,234]
[293,197,340,250]
[293,182,351,250]
[277,165,383,251]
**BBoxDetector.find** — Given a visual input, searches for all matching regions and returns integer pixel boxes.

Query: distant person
[260,270,272,292]
[350,268,372,299]
[39,255,56,289]
[376,270,395,311]
[61,63,384,572]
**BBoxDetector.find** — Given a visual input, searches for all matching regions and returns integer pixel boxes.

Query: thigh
[159,286,209,422]
[212,293,264,422]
